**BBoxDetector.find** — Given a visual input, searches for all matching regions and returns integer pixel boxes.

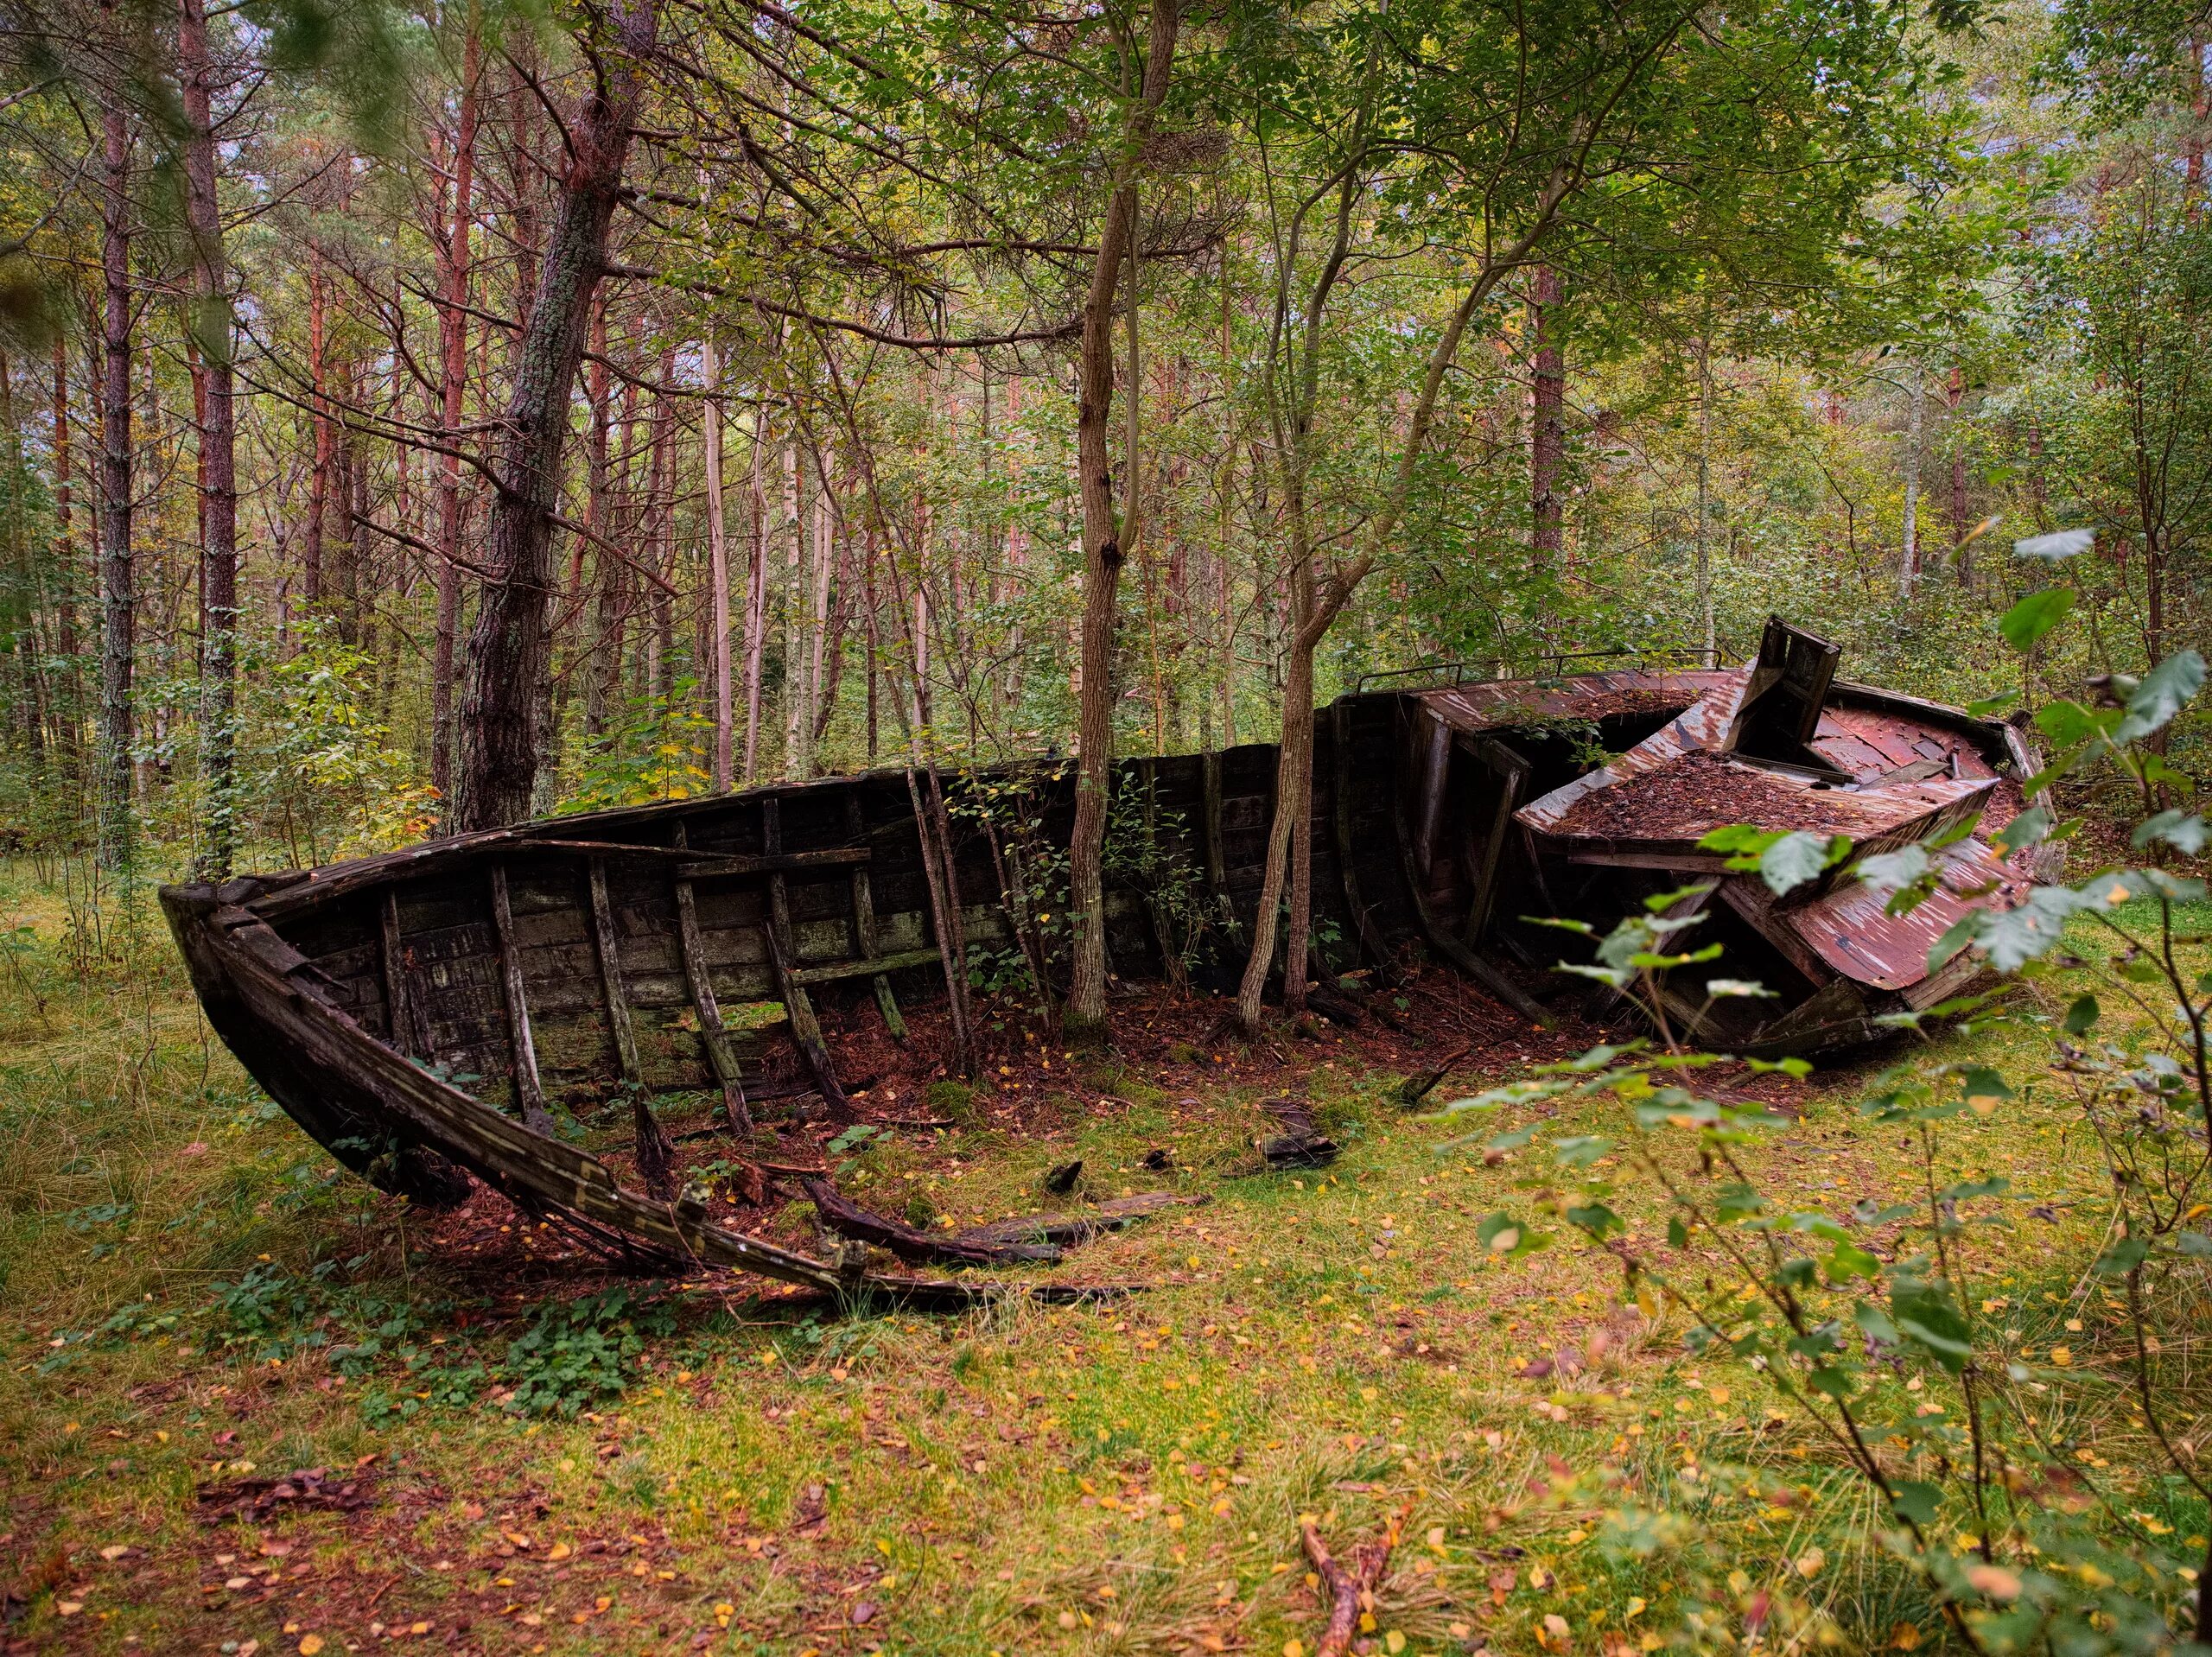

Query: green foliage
[497,1286,674,1419]
[1452,601,2212,1654]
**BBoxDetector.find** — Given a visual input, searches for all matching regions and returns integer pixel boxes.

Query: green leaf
[1891,1278,1974,1374]
[2133,810,2208,856]
[2062,994,2101,1034]
[1965,689,2021,717]
[1854,1302,1901,1344]
[1890,1480,1942,1527]
[1825,1241,1883,1282]
[1667,1216,1690,1248]
[1999,587,2075,652]
[2093,1235,2148,1277]
[1566,1203,1624,1240]
[1995,807,2054,855]
[2115,650,2206,742]
[1758,831,1850,897]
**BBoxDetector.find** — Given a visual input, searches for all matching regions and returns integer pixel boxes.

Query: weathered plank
[377,887,424,1059]
[1332,701,1401,984]
[586,860,643,1084]
[1462,733,1530,944]
[845,790,907,1039]
[671,823,755,1134]
[762,796,855,1123]
[487,864,556,1134]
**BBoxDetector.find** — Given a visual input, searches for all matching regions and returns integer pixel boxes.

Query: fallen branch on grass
[1300,1504,1408,1657]
[955,1191,1208,1249]
[1258,1097,1338,1169]
[801,1178,1064,1267]
[1396,1044,1472,1108]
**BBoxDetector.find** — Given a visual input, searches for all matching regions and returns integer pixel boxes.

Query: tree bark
[431,17,480,811]
[1529,265,1566,568]
[95,56,134,871]
[49,334,81,784]
[304,248,329,609]
[742,405,768,780]
[179,0,238,879]
[450,0,658,833]
[1065,0,1180,1044]
[702,333,734,790]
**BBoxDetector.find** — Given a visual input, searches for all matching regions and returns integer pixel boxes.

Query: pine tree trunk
[49,335,80,786]
[95,73,134,871]
[742,409,768,781]
[304,251,329,609]
[1065,0,1180,1044]
[450,0,658,832]
[702,334,734,790]
[431,21,479,811]
[178,0,238,878]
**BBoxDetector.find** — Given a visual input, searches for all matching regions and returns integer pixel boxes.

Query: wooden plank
[377,887,424,1059]
[586,860,643,1084]
[671,823,755,1134]
[487,864,555,1135]
[762,797,855,1122]
[1332,701,1400,984]
[1201,749,1228,894]
[249,832,867,920]
[845,790,906,1039]
[1391,791,1550,1025]
[1464,737,1529,943]
[790,946,943,987]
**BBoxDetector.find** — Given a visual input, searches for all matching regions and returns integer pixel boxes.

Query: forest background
[0,0,2202,917]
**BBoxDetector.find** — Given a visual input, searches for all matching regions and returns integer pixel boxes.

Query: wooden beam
[585,859,643,1084]
[1390,794,1550,1026]
[487,864,555,1135]
[1464,738,1529,944]
[762,797,855,1123]
[248,833,867,920]
[844,790,906,1039]
[671,823,755,1134]
[377,886,424,1059]
[1332,701,1401,985]
[790,947,943,987]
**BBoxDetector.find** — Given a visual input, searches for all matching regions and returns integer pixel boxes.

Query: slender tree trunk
[179,0,238,878]
[1898,363,1923,599]
[1944,362,1969,584]
[50,334,81,785]
[1529,265,1566,570]
[304,248,329,609]
[451,0,658,832]
[96,67,134,871]
[431,18,480,811]
[742,409,768,780]
[1695,333,1714,663]
[581,304,617,741]
[702,334,734,790]
[1065,0,1180,1044]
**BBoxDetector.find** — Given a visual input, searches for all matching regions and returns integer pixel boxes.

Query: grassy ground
[1,861,2203,1657]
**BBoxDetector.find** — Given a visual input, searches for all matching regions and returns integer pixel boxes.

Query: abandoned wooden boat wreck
[161,618,2050,1289]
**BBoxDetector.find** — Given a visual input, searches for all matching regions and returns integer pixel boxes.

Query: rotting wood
[843,790,907,1039]
[670,822,755,1135]
[587,858,676,1198]
[487,863,554,1135]
[906,765,976,1076]
[801,1177,1063,1267]
[954,1191,1207,1249]
[377,886,423,1058]
[762,796,855,1124]
[1463,736,1529,943]
[1390,790,1550,1026]
[1257,1096,1338,1169]
[249,833,867,920]
[1300,1506,1408,1657]
[585,859,642,1082]
[789,947,943,987]
[1332,701,1401,985]
[1200,748,1229,905]
[1396,1042,1471,1107]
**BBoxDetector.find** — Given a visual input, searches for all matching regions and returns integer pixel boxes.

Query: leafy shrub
[1446,599,2209,1654]
[498,1286,674,1418]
